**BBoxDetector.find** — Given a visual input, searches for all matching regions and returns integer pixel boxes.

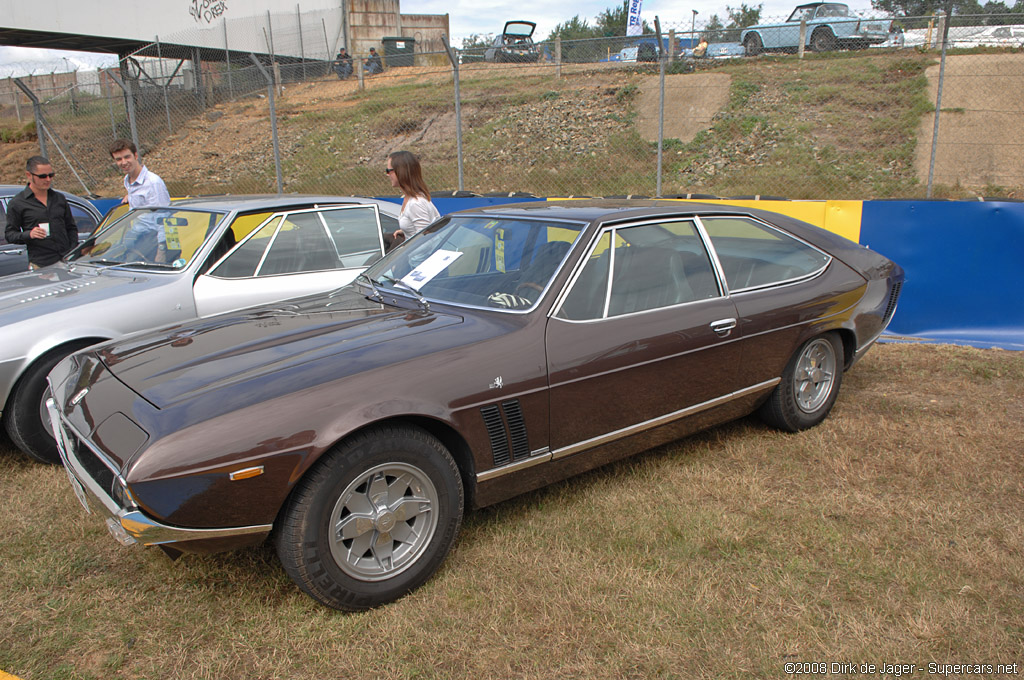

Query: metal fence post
[296,3,307,80]
[249,54,284,194]
[441,35,464,191]
[13,78,47,158]
[225,20,234,100]
[798,19,807,58]
[555,38,562,79]
[927,3,954,198]
[655,17,665,197]
[102,73,117,139]
[156,36,173,134]
[104,67,140,150]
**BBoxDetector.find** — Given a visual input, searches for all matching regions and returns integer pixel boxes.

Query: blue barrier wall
[861,201,1024,351]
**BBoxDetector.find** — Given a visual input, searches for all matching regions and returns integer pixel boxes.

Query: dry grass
[1,342,1022,679]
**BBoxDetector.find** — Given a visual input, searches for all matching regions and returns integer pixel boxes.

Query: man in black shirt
[4,156,78,269]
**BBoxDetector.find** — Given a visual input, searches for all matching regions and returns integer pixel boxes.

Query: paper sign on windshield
[400,249,463,291]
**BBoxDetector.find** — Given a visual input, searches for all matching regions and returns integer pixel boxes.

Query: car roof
[1,184,93,203]
[154,194,397,213]
[450,198,792,223]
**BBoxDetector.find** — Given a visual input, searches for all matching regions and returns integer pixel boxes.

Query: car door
[0,197,30,275]
[193,204,386,317]
[544,218,743,456]
[697,214,848,386]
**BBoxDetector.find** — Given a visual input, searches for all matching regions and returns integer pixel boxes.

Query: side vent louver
[480,399,531,468]
[883,281,902,328]
[502,400,530,462]
[481,405,511,467]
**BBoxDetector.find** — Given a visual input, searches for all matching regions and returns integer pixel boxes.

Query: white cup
[39,222,50,237]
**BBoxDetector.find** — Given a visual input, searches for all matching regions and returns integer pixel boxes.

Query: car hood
[97,288,463,411]
[0,262,162,317]
[503,21,536,37]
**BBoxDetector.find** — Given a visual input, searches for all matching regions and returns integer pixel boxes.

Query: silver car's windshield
[363,215,585,311]
[69,208,226,269]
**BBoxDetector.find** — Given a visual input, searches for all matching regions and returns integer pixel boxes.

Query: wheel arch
[834,327,857,370]
[290,415,478,517]
[3,336,109,413]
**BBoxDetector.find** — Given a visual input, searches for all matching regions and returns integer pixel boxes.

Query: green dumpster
[382,36,416,67]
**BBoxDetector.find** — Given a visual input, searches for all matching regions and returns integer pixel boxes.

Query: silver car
[0,194,401,464]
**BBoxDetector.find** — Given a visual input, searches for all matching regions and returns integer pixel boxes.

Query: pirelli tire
[275,424,464,610]
[758,332,844,432]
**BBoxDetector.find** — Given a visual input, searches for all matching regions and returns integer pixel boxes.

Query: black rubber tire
[275,424,464,611]
[757,332,844,432]
[810,28,838,52]
[744,34,763,56]
[4,344,91,464]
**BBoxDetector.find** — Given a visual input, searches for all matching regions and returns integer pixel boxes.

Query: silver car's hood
[0,263,164,318]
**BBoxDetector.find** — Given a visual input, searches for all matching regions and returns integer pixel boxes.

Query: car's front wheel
[810,27,838,52]
[744,33,763,56]
[275,424,464,610]
[758,332,844,432]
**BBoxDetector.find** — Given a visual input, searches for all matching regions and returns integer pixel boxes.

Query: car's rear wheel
[810,28,838,52]
[275,424,464,610]
[758,332,844,432]
[744,34,763,56]
[4,343,93,464]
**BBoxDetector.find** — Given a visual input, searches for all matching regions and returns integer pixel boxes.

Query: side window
[606,222,718,317]
[320,207,383,268]
[69,201,98,234]
[259,212,335,276]
[701,216,830,291]
[378,212,399,235]
[209,216,281,278]
[558,232,611,321]
[557,221,720,321]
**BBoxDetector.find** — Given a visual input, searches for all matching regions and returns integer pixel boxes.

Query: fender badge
[489,376,503,389]
[70,388,90,406]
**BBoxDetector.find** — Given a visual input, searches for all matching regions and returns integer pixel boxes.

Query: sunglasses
[31,172,56,179]
[384,167,395,175]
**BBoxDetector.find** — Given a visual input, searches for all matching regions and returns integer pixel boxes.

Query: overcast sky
[1,0,879,76]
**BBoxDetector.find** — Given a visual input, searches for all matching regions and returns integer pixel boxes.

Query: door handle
[710,318,737,336]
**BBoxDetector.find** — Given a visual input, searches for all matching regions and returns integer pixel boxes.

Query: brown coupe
[48,200,903,610]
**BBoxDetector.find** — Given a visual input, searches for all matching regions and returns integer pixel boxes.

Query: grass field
[1,342,1022,679]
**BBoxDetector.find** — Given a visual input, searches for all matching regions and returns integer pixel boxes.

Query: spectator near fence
[334,48,353,79]
[110,138,171,262]
[365,48,383,75]
[4,156,78,270]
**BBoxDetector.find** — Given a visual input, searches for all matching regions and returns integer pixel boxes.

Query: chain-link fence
[1,10,1021,201]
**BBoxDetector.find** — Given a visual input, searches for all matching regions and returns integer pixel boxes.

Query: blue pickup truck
[741,3,892,55]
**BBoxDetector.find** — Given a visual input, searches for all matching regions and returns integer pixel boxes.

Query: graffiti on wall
[189,0,228,24]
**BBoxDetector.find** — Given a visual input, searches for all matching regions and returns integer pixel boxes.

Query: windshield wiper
[91,259,178,271]
[379,274,430,312]
[357,273,384,302]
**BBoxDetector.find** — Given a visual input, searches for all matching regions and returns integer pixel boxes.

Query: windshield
[70,207,226,269]
[363,215,586,311]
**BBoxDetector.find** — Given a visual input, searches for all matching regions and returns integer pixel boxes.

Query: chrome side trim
[476,447,551,483]
[551,379,779,461]
[475,380,780,482]
[48,399,272,547]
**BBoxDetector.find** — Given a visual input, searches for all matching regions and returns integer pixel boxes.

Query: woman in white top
[386,150,440,243]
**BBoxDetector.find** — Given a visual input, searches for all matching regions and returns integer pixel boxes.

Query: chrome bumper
[47,398,272,548]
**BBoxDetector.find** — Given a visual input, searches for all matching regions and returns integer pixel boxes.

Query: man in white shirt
[109,139,171,261]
